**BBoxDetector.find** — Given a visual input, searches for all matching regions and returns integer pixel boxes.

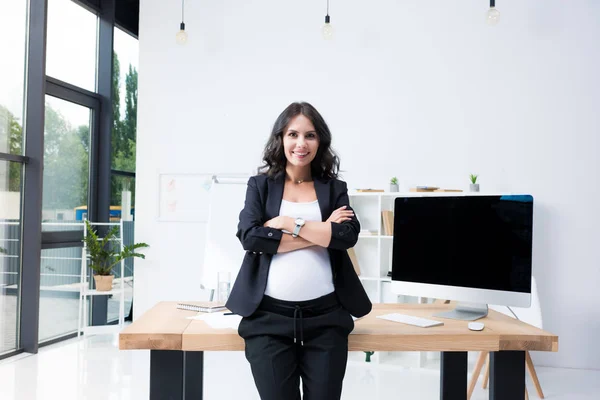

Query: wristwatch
[292,218,305,238]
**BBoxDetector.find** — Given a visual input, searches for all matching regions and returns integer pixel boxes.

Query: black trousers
[238,292,354,400]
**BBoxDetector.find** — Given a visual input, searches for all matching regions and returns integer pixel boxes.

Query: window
[112,27,139,173]
[0,1,27,156]
[1,0,139,354]
[0,161,23,353]
[46,0,98,91]
[0,0,28,355]
[42,96,91,224]
[39,95,93,342]
[110,26,139,322]
[39,247,90,342]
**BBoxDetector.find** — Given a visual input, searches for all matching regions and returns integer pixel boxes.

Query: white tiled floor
[0,333,598,400]
[1,292,132,353]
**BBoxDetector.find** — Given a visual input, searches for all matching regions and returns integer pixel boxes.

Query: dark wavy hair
[258,102,340,180]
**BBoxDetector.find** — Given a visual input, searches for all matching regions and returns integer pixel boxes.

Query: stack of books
[409,186,462,192]
[409,186,439,192]
[381,211,394,236]
[355,189,384,192]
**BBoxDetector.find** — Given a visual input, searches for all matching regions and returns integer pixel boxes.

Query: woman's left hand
[263,216,291,231]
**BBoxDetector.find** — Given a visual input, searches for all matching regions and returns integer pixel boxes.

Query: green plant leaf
[127,243,150,251]
[83,220,149,276]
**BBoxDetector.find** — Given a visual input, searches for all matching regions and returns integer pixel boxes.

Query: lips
[292,151,309,159]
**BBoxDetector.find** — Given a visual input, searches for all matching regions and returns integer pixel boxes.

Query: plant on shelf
[0,247,7,254]
[389,176,399,192]
[83,220,149,291]
[469,173,479,192]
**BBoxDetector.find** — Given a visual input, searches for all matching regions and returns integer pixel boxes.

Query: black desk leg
[490,351,525,400]
[150,350,204,400]
[440,351,468,400]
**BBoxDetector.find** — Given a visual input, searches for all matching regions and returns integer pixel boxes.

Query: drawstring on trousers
[257,293,340,348]
[293,306,304,346]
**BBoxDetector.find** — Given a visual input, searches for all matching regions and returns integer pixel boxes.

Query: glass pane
[108,175,136,323]
[112,27,139,172]
[111,175,135,220]
[46,0,98,92]
[0,0,27,156]
[42,96,90,228]
[0,160,23,354]
[39,247,89,342]
[39,96,91,341]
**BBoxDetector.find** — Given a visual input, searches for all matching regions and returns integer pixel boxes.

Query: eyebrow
[287,129,317,134]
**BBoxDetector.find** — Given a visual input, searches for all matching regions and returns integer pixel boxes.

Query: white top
[264,199,334,301]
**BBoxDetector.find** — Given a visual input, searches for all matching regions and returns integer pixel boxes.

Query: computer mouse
[468,322,485,331]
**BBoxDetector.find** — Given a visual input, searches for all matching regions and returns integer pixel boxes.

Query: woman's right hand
[326,206,354,224]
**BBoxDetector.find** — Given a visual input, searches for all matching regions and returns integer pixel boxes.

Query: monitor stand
[434,302,488,321]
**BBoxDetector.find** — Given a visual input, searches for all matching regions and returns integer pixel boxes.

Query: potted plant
[0,247,6,254]
[469,174,479,192]
[390,177,399,192]
[83,220,149,291]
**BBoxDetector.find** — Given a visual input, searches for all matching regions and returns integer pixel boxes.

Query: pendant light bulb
[322,0,333,40]
[176,22,188,44]
[322,15,334,40]
[176,0,188,44]
[486,0,500,26]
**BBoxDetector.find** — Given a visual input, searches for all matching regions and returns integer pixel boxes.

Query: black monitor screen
[392,195,533,294]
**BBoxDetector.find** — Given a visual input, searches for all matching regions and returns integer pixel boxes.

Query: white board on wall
[157,173,213,222]
[201,175,250,291]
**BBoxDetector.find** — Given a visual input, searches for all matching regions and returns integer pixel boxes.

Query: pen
[224,312,235,315]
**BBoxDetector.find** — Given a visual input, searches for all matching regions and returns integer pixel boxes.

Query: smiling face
[282,114,320,169]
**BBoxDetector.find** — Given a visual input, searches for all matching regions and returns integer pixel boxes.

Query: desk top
[119,302,558,353]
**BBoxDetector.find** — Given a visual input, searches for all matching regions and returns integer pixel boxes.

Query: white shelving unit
[77,220,126,337]
[349,192,409,304]
[348,191,440,369]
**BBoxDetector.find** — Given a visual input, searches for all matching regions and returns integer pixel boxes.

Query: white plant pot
[470,183,480,192]
[390,184,399,192]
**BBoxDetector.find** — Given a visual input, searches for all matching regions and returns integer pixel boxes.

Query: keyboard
[376,313,444,328]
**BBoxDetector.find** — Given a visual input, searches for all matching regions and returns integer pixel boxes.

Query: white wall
[135,0,600,370]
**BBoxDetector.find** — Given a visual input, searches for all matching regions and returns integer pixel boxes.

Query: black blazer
[226,173,372,318]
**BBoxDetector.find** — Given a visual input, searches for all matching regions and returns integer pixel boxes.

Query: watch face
[295,218,305,226]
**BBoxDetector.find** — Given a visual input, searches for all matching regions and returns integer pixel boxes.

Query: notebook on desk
[177,302,227,313]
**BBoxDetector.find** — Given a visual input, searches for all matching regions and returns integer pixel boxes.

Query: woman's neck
[286,165,312,184]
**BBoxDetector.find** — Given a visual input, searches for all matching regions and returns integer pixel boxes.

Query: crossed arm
[236,177,361,255]
[264,206,354,253]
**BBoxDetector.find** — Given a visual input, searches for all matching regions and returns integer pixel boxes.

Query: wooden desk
[120,302,558,400]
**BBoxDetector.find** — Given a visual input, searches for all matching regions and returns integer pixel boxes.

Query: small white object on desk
[376,313,444,328]
[177,302,227,313]
[468,322,485,331]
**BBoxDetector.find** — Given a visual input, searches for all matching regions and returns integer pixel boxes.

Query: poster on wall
[157,173,213,222]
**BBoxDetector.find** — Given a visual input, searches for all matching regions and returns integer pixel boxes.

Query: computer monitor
[390,194,533,321]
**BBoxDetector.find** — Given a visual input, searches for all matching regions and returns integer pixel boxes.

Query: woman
[226,101,372,400]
